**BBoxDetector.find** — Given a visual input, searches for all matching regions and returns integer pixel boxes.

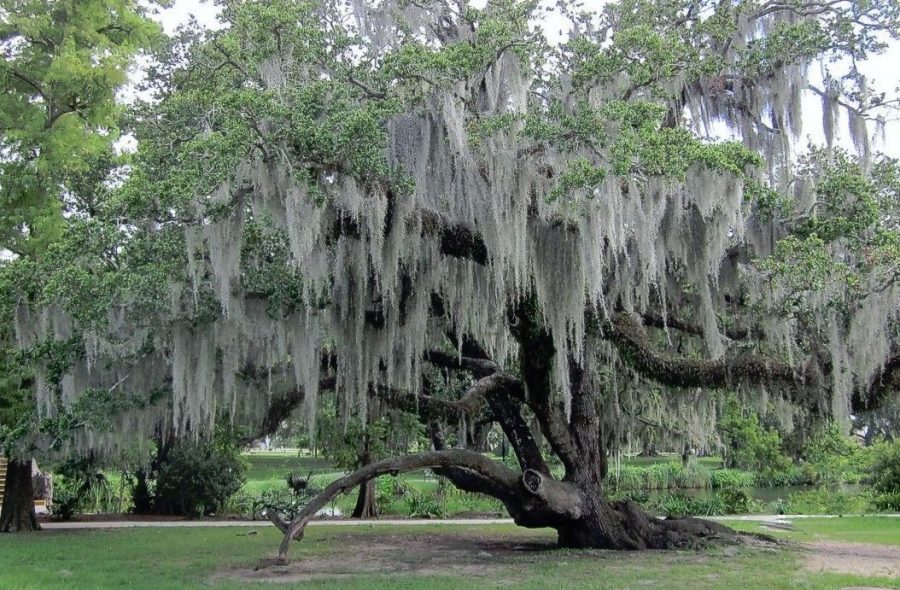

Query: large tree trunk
[638,444,659,457]
[469,422,490,452]
[351,445,378,518]
[0,458,40,533]
[555,495,731,549]
[351,400,379,519]
[509,301,732,550]
[351,478,378,518]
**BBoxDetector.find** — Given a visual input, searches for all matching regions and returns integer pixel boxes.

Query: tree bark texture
[0,458,40,533]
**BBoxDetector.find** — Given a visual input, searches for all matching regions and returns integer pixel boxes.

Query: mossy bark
[0,459,39,533]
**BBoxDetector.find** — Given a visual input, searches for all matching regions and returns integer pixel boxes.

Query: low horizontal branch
[639,312,756,341]
[608,312,802,394]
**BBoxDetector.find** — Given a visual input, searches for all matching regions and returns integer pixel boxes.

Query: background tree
[3,0,899,559]
[0,347,37,531]
[0,0,161,254]
[318,396,427,518]
[0,0,160,531]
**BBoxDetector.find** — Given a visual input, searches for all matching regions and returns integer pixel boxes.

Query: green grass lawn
[724,515,900,545]
[240,451,723,484]
[241,451,335,496]
[0,518,896,589]
[242,452,334,481]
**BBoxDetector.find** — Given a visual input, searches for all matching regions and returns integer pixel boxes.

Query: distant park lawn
[725,515,900,545]
[0,517,897,589]
[239,450,724,485]
[241,449,722,494]
[239,450,510,515]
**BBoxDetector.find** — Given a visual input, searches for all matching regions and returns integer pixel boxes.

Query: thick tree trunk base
[351,479,379,519]
[0,459,40,533]
[556,499,732,550]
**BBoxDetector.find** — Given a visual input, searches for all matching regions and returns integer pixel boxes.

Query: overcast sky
[149,0,900,158]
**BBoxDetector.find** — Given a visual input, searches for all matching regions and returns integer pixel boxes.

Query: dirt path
[804,541,900,579]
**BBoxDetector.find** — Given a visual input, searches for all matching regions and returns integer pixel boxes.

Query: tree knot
[522,469,543,495]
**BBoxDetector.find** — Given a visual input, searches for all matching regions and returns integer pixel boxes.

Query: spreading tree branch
[607,313,803,394]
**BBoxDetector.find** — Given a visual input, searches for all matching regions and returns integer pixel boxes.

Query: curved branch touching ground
[272,450,522,562]
[267,449,587,564]
[427,424,531,505]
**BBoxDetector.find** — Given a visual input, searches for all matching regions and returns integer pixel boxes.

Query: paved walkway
[39,513,900,529]
[41,518,512,529]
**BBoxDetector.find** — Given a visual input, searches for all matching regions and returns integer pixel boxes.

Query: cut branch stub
[522,468,543,495]
[519,468,583,520]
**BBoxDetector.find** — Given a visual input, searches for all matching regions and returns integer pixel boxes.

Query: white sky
[150,0,900,157]
[155,0,220,32]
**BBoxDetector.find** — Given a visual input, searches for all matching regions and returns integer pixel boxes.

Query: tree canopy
[0,0,162,255]
[2,0,899,551]
[0,0,162,532]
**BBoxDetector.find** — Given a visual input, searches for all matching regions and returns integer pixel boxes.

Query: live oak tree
[4,0,900,558]
[0,0,160,532]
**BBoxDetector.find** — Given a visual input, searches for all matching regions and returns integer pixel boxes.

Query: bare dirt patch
[210,531,702,587]
[213,530,768,585]
[804,541,900,579]
[213,531,560,584]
